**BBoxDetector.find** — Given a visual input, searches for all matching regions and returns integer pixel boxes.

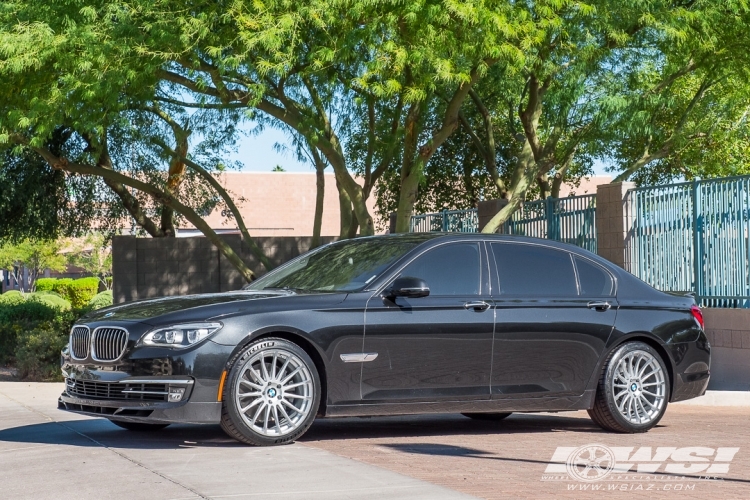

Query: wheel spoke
[248,367,264,384]
[240,398,263,414]
[616,394,630,412]
[272,406,282,434]
[284,379,309,390]
[271,352,278,380]
[240,379,264,391]
[238,391,262,398]
[281,398,299,413]
[284,393,311,400]
[281,366,302,385]
[277,356,291,382]
[278,403,293,425]
[640,395,658,409]
[614,388,629,399]
[260,355,270,381]
[249,401,265,425]
[262,405,270,433]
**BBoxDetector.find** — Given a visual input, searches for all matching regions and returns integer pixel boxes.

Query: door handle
[464,301,491,312]
[587,301,611,311]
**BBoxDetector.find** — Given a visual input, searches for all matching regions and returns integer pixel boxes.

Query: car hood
[82,290,309,323]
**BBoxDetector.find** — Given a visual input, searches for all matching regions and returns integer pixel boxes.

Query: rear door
[489,242,617,398]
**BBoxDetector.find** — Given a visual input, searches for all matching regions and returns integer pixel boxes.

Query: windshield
[244,238,422,293]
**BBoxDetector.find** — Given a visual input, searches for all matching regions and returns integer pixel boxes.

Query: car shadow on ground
[0,412,621,450]
[300,411,614,442]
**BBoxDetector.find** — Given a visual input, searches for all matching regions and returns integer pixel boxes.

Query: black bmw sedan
[60,234,710,445]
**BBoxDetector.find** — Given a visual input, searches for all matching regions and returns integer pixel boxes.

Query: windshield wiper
[261,286,310,293]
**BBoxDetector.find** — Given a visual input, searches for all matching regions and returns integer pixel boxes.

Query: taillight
[690,305,704,330]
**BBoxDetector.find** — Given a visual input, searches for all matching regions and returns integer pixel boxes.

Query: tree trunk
[335,174,353,238]
[29,146,258,282]
[312,158,325,248]
[481,140,536,233]
[158,143,273,271]
[394,158,422,233]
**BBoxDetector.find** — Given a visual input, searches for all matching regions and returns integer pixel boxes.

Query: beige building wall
[178,172,379,237]
[176,172,612,237]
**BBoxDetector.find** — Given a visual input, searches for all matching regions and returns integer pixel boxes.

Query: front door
[361,241,494,402]
[489,242,618,398]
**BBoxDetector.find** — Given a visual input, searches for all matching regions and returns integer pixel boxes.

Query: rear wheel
[110,421,170,432]
[220,337,321,446]
[461,412,512,421]
[588,341,669,433]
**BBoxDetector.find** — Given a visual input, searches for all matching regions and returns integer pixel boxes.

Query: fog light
[168,387,185,402]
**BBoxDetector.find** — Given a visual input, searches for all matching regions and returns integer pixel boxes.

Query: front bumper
[58,387,221,424]
[59,338,235,424]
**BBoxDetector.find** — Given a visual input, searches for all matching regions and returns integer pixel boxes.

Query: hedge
[35,278,56,292]
[88,290,113,310]
[36,277,100,309]
[0,291,76,380]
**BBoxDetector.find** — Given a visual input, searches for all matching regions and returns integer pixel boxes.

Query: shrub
[88,290,113,310]
[69,277,100,308]
[0,290,25,306]
[15,321,69,381]
[49,277,100,308]
[35,278,57,292]
[0,300,73,365]
[28,293,72,311]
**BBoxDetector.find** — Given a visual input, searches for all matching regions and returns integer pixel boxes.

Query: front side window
[398,243,481,296]
[245,239,422,292]
[492,243,577,296]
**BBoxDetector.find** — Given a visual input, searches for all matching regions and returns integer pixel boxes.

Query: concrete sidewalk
[0,382,473,500]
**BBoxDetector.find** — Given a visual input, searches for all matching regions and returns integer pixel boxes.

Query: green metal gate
[629,176,750,307]
[409,193,597,253]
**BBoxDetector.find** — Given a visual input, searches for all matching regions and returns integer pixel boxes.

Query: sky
[231,125,611,176]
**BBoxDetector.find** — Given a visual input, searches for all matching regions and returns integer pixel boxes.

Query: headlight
[139,322,222,348]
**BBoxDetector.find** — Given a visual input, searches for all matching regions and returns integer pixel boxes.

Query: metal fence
[506,194,597,253]
[409,193,597,252]
[629,176,750,308]
[409,209,478,233]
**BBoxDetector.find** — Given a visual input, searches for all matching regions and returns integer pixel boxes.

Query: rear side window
[575,257,614,296]
[399,242,481,295]
[491,243,577,296]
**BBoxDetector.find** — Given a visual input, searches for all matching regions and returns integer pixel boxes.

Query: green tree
[0,239,66,292]
[0,0,273,281]
[65,234,113,290]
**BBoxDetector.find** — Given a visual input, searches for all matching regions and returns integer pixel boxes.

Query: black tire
[220,337,321,446]
[110,421,170,432]
[461,412,512,421]
[588,341,670,433]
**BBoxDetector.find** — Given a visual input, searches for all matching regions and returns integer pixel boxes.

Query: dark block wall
[112,235,336,304]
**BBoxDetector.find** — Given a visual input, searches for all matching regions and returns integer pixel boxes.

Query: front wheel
[220,337,321,446]
[588,341,670,433]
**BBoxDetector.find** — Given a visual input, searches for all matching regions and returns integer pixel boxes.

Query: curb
[673,390,750,407]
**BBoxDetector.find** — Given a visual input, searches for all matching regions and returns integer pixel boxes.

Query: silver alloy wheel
[234,348,314,437]
[611,350,666,425]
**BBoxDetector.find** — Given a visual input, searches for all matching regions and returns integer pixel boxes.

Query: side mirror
[386,276,430,299]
